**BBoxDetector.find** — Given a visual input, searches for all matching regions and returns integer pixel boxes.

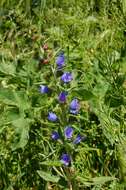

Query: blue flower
[73,134,82,144]
[61,72,73,83]
[48,112,58,122]
[40,85,49,94]
[73,134,87,144]
[51,131,60,140]
[56,53,65,69]
[70,99,79,110]
[70,99,80,114]
[58,92,67,103]
[64,126,73,139]
[60,154,71,166]
[70,109,79,114]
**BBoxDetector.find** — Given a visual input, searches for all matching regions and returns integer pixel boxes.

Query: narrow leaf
[41,161,62,167]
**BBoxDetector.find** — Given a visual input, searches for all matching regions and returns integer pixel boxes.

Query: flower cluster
[39,52,86,166]
[51,126,85,143]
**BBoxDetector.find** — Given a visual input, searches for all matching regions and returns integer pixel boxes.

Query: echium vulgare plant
[39,48,86,189]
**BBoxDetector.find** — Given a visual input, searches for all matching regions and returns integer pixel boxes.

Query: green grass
[0,0,126,189]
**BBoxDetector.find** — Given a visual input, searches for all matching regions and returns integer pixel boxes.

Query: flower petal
[61,72,73,83]
[58,92,67,103]
[40,85,49,94]
[48,112,58,122]
[64,126,73,139]
[51,131,60,140]
[60,154,71,166]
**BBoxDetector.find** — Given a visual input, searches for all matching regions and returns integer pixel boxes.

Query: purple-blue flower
[70,99,80,114]
[73,134,87,144]
[73,134,82,144]
[61,72,73,83]
[51,131,60,140]
[70,109,79,114]
[60,154,71,166]
[64,126,73,139]
[40,85,49,94]
[58,92,67,103]
[70,99,79,110]
[48,112,58,122]
[56,54,65,69]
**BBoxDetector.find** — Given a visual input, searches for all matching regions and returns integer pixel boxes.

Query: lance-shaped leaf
[37,170,60,183]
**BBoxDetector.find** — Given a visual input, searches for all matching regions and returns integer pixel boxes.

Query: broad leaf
[37,170,60,183]
[14,91,30,110]
[73,88,95,100]
[0,88,17,105]
[0,62,16,75]
[11,118,30,150]
[91,176,116,185]
[77,176,115,186]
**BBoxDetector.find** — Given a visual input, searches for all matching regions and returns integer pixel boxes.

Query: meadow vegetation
[0,0,126,189]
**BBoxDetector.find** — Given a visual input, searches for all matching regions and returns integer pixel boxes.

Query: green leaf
[40,161,62,167]
[76,176,93,186]
[93,80,109,100]
[37,170,60,183]
[115,74,125,88]
[122,0,126,15]
[11,118,30,150]
[5,109,20,122]
[0,88,17,105]
[77,176,115,186]
[0,109,20,129]
[0,126,7,134]
[105,93,124,107]
[91,176,116,185]
[14,91,30,110]
[73,88,95,100]
[0,88,30,110]
[117,139,126,182]
[0,62,16,75]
